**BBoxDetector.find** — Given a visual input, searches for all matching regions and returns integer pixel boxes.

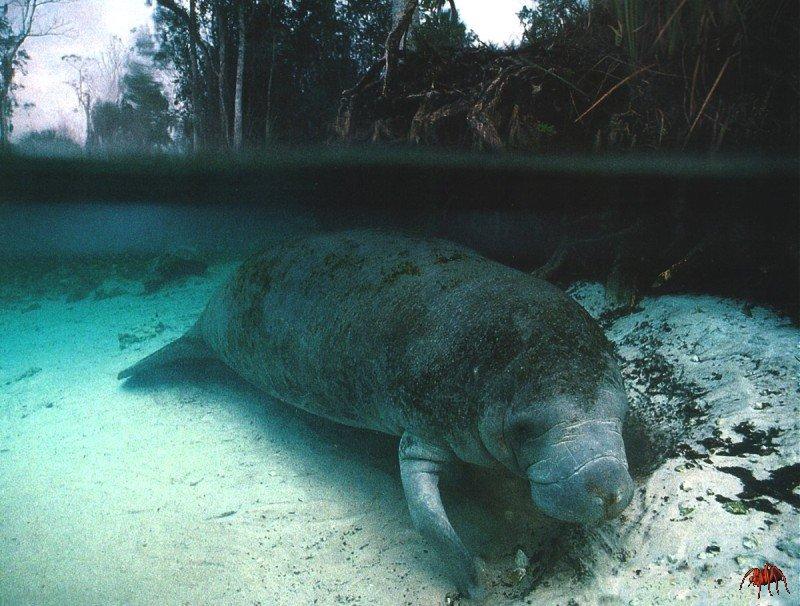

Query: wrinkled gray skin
[120,230,634,598]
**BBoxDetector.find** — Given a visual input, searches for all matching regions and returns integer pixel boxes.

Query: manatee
[119,230,633,597]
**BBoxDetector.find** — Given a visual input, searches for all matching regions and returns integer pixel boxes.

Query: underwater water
[0,152,798,606]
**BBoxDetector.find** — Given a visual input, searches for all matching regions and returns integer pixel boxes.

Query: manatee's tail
[117,325,214,380]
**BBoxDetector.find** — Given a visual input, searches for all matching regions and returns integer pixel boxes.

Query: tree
[146,0,208,149]
[232,0,245,150]
[150,0,393,149]
[96,35,127,103]
[61,54,96,146]
[0,0,71,144]
[91,69,173,152]
[62,37,137,147]
[382,0,467,94]
[187,0,202,149]
[384,0,419,93]
[214,0,230,145]
[413,0,473,53]
[15,124,81,155]
[90,32,173,152]
[517,0,586,46]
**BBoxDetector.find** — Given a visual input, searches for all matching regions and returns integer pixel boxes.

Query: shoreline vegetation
[340,0,799,155]
[2,1,797,156]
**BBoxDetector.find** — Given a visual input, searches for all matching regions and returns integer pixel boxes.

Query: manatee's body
[120,230,633,597]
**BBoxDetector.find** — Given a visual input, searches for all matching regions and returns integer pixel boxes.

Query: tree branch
[447,0,458,22]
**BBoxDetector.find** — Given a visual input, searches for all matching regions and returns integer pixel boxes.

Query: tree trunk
[217,7,230,148]
[447,0,458,23]
[188,0,202,151]
[384,0,419,95]
[233,2,246,151]
[83,95,93,148]
[264,0,278,143]
[0,101,8,145]
[265,35,276,142]
[391,0,418,49]
[0,59,13,145]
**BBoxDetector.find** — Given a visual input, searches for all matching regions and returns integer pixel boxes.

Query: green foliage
[515,0,799,151]
[413,3,476,53]
[14,128,82,156]
[606,0,751,65]
[0,9,30,138]
[536,122,557,136]
[0,11,11,134]
[519,1,799,69]
[90,38,173,152]
[122,62,173,146]
[0,11,10,47]
[518,0,587,46]
[0,11,11,73]
[91,101,123,147]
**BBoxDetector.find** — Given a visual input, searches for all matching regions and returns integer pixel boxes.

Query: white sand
[0,263,797,605]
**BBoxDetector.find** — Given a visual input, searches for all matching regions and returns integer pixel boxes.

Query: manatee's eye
[504,414,549,472]
[507,419,532,442]
[505,415,542,449]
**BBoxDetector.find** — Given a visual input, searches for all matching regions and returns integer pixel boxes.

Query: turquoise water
[0,151,797,605]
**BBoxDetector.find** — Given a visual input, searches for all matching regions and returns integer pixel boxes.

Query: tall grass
[600,0,796,145]
[606,0,755,64]
[516,0,798,149]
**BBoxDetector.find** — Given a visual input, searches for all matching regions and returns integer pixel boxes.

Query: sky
[11,0,528,139]
[12,0,155,139]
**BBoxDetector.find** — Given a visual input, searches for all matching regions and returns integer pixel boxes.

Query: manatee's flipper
[398,432,488,600]
[117,326,214,380]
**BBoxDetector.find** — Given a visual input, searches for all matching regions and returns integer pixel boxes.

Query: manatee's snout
[522,421,633,525]
[529,456,633,525]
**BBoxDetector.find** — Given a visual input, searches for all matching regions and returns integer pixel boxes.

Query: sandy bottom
[0,260,797,606]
